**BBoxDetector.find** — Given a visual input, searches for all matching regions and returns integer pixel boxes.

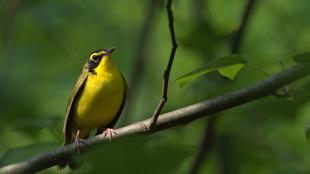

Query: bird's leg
[101,128,117,140]
[74,130,86,153]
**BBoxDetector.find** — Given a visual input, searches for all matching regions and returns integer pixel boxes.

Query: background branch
[189,118,216,174]
[1,62,310,174]
[0,0,20,105]
[120,0,158,125]
[231,0,258,53]
[190,0,259,173]
[149,0,178,128]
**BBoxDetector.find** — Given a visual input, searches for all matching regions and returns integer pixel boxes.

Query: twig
[189,118,216,174]
[231,0,258,53]
[1,63,310,174]
[149,0,178,129]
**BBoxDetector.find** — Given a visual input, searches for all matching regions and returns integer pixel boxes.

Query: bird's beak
[105,47,116,56]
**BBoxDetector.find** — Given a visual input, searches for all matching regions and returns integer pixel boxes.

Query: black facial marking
[88,55,102,74]
[88,60,97,74]
[87,48,111,74]
[90,49,105,55]
[92,55,101,61]
[89,68,97,75]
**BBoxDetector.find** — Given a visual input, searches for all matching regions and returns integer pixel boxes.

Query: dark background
[1,0,310,173]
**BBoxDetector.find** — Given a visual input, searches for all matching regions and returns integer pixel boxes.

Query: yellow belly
[73,70,124,134]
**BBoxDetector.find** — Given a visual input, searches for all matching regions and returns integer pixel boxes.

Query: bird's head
[87,47,115,74]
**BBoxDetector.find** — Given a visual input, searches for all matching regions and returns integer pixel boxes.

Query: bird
[62,47,127,157]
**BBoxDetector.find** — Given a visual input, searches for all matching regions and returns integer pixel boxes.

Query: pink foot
[74,130,86,153]
[74,139,80,153]
[102,128,117,140]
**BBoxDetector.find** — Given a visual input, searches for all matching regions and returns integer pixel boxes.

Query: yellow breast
[73,60,125,134]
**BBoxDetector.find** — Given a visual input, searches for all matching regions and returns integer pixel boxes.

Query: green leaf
[293,52,310,63]
[176,54,246,87]
[218,64,245,80]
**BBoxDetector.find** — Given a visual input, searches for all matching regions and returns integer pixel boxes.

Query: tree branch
[149,0,178,129]
[1,62,310,174]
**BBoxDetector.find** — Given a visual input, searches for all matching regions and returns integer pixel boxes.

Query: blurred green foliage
[293,52,310,63]
[1,0,310,173]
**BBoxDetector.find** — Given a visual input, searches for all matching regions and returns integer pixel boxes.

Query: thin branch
[217,134,234,174]
[149,0,178,129]
[189,118,216,174]
[1,63,310,174]
[231,0,258,53]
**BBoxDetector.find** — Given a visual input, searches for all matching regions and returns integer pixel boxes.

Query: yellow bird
[63,48,126,148]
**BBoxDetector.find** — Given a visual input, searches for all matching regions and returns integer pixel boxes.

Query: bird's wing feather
[63,64,89,145]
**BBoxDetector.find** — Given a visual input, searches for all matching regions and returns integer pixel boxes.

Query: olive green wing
[63,65,89,145]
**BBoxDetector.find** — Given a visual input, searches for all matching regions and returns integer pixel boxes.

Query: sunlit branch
[149,0,178,129]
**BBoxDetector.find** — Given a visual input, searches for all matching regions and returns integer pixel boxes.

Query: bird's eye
[92,55,100,62]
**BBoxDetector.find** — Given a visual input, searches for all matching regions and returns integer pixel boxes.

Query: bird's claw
[102,128,117,140]
[74,138,86,153]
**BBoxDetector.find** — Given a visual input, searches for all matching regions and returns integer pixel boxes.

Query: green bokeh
[1,0,310,173]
